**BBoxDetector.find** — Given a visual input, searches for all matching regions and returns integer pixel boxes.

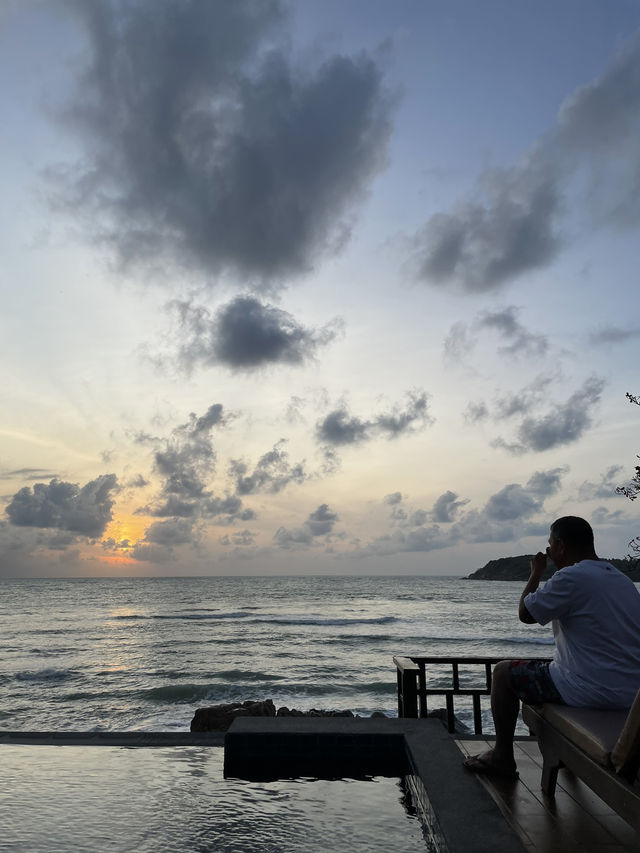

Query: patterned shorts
[507,659,564,705]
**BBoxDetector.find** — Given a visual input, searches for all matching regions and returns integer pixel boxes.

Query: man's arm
[519,552,547,624]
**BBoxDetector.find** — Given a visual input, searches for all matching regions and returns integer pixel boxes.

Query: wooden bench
[522,689,640,834]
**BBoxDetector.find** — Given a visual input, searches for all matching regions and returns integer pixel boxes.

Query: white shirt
[524,560,640,709]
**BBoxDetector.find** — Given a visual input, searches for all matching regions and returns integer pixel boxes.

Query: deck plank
[456,738,638,852]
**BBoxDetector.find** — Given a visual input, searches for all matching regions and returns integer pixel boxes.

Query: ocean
[0,575,557,733]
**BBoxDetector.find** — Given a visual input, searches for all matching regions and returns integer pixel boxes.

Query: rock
[427,707,471,734]
[276,706,354,718]
[191,700,360,730]
[190,699,276,732]
[370,710,387,718]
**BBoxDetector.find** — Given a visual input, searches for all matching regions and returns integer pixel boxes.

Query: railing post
[401,668,418,718]
[394,656,419,718]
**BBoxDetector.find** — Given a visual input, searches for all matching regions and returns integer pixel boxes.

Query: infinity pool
[0,746,429,852]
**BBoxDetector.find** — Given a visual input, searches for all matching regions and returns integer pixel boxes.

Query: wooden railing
[394,655,551,734]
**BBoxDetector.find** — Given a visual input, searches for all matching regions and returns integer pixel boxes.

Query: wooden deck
[456,738,638,852]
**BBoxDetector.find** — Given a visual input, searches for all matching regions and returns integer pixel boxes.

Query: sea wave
[15,668,76,683]
[249,616,398,627]
[111,612,397,627]
[112,611,252,621]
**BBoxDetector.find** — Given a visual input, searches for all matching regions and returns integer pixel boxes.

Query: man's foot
[463,750,519,780]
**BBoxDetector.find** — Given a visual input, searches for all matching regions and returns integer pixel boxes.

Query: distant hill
[466,554,640,581]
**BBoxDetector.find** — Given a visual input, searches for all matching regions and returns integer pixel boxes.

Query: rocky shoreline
[190,699,470,733]
[466,554,639,581]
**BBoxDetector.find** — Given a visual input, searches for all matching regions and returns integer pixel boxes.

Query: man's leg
[463,660,521,776]
[489,660,520,767]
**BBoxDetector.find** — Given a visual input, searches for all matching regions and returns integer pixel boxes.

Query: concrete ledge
[225,716,410,780]
[224,717,524,852]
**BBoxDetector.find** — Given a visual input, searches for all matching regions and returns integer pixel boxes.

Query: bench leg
[541,755,562,797]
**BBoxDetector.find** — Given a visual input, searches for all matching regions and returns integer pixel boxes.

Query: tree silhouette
[616,393,640,556]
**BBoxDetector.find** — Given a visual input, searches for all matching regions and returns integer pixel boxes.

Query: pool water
[0,746,428,852]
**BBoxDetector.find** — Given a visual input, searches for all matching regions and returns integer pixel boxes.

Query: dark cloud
[408,509,428,526]
[229,440,307,495]
[317,407,370,446]
[274,503,339,549]
[493,374,554,420]
[172,296,341,370]
[383,490,466,528]
[411,162,561,291]
[53,0,394,284]
[493,375,606,454]
[0,468,60,482]
[202,495,253,519]
[431,490,469,523]
[477,307,548,358]
[136,403,251,521]
[306,504,339,535]
[139,404,225,514]
[359,468,566,555]
[484,485,541,523]
[375,391,433,437]
[588,326,640,346]
[357,524,450,556]
[317,390,433,446]
[411,32,640,290]
[143,518,194,547]
[5,475,118,537]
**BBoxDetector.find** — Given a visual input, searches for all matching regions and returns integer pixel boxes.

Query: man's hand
[520,551,547,623]
[530,551,547,579]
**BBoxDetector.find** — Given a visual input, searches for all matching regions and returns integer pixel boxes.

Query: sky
[1,0,640,578]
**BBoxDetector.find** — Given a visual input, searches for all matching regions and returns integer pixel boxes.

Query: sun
[103,515,149,551]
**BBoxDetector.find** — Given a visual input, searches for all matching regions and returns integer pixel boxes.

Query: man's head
[547,516,597,568]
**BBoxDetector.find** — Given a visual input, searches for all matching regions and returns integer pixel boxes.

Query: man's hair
[550,516,594,551]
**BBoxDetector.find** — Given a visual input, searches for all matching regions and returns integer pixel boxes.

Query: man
[464,516,640,779]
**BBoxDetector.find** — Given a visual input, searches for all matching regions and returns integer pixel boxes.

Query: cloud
[5,474,118,537]
[305,503,339,535]
[229,440,307,495]
[0,468,60,482]
[476,307,548,357]
[411,160,561,291]
[579,465,625,500]
[444,307,548,364]
[220,529,255,547]
[588,326,640,346]
[493,374,554,420]
[431,490,469,523]
[317,390,433,446]
[202,495,256,521]
[274,503,339,549]
[410,31,640,290]
[172,296,342,371]
[357,524,450,556]
[443,322,476,363]
[464,401,489,424]
[137,403,225,516]
[52,0,394,284]
[359,468,566,555]
[143,518,194,547]
[493,375,606,454]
